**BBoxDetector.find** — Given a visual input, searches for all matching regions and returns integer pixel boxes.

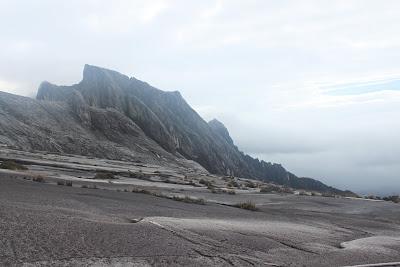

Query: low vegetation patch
[81,184,97,189]
[260,185,294,194]
[94,171,116,180]
[225,189,236,195]
[234,201,258,211]
[129,171,151,180]
[130,187,205,205]
[245,181,257,188]
[199,178,213,187]
[382,195,399,203]
[131,188,152,195]
[32,175,45,183]
[171,195,205,205]
[0,160,28,171]
[209,188,236,194]
[321,192,336,198]
[227,180,239,188]
[58,180,73,186]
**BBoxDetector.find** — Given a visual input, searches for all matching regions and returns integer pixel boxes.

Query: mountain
[0,64,345,193]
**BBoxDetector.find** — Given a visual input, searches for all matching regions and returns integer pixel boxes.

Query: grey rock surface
[0,173,399,267]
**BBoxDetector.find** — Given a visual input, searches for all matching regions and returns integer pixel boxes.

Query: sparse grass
[260,185,294,194]
[382,195,400,203]
[199,179,213,187]
[94,171,116,180]
[130,187,205,205]
[171,195,205,205]
[32,175,45,183]
[227,180,239,188]
[322,192,335,198]
[208,188,236,194]
[129,171,151,179]
[210,188,218,194]
[245,181,256,188]
[0,160,28,171]
[81,184,97,189]
[225,189,236,195]
[188,180,197,186]
[234,201,258,211]
[131,188,152,195]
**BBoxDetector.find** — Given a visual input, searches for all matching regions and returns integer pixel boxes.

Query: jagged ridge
[1,65,346,193]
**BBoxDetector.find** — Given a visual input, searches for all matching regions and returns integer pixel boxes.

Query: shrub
[227,180,239,188]
[245,181,256,188]
[132,188,152,195]
[188,180,197,186]
[281,187,294,194]
[234,201,258,211]
[259,185,294,194]
[94,172,115,180]
[210,188,218,194]
[171,195,205,205]
[260,185,281,193]
[225,189,236,195]
[33,176,45,183]
[81,184,97,189]
[382,195,400,203]
[129,171,149,179]
[0,160,28,170]
[199,179,213,187]
[322,192,335,197]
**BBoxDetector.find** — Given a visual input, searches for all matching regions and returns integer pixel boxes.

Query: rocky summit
[0,64,344,193]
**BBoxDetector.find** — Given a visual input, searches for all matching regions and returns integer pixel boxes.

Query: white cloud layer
[0,0,399,194]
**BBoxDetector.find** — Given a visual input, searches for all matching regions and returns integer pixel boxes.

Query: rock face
[1,65,343,192]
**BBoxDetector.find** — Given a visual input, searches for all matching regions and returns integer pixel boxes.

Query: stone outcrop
[0,64,345,193]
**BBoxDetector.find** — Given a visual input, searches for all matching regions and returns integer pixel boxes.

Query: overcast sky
[1,0,399,194]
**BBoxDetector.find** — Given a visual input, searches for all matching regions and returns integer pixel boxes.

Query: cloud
[325,78,400,95]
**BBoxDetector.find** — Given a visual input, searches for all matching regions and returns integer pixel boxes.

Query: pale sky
[1,0,399,194]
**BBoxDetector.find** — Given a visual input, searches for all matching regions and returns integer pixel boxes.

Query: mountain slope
[1,64,345,193]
